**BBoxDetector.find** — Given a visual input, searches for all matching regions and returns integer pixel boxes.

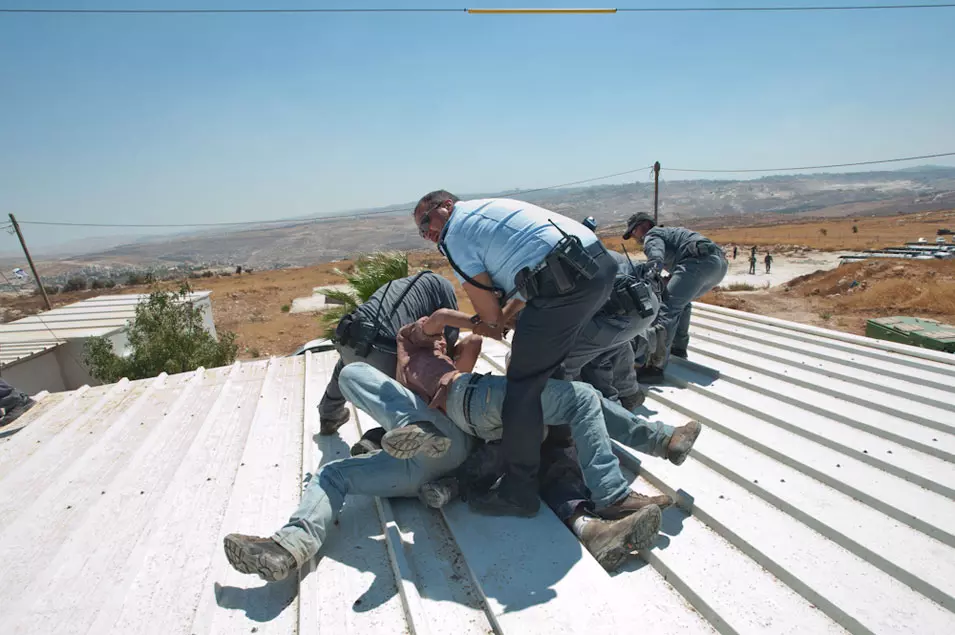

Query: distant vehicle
[290,338,336,356]
[937,237,947,244]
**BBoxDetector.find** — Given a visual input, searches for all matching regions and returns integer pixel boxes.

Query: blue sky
[1,1,954,250]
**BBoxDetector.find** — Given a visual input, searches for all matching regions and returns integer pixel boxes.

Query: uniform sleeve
[642,228,667,266]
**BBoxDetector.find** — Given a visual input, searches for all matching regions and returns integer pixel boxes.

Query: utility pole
[9,214,52,310]
[652,161,661,224]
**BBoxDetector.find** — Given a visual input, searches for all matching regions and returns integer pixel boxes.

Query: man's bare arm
[421,308,476,335]
[452,334,484,372]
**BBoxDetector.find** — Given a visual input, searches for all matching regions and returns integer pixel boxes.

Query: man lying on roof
[222,312,700,581]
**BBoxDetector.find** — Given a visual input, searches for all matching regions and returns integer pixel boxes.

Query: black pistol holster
[606,275,656,318]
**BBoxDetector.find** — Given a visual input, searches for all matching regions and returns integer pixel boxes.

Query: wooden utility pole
[652,161,661,224]
[9,214,52,310]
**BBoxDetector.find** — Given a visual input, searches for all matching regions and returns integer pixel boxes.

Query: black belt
[461,372,485,435]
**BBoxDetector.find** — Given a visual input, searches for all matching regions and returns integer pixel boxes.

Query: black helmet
[622,213,655,240]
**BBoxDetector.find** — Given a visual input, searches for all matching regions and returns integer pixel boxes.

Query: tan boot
[595,490,673,521]
[667,420,702,466]
[578,505,662,572]
[223,534,298,582]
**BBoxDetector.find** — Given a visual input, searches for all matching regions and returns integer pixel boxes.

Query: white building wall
[1,351,67,395]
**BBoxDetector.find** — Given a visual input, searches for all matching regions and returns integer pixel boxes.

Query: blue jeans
[445,374,673,509]
[656,252,728,368]
[273,363,474,566]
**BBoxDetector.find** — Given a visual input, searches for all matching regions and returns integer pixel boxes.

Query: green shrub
[63,276,88,292]
[317,251,409,338]
[281,304,291,313]
[84,282,238,383]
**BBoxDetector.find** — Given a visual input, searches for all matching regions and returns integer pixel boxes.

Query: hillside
[9,166,955,279]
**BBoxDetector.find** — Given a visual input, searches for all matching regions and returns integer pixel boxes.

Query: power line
[2,4,955,15]
[665,151,955,173]
[13,165,654,229]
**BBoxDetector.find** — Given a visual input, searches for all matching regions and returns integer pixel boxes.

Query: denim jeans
[656,252,728,368]
[273,363,474,566]
[445,374,673,509]
[318,343,397,420]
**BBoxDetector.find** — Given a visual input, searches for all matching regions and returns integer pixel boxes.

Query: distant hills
[13,166,955,278]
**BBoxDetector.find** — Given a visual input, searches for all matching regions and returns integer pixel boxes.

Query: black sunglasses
[417,201,445,238]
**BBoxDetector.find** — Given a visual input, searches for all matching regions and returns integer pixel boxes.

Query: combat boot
[667,420,702,465]
[578,505,662,571]
[595,490,673,520]
[637,366,665,385]
[350,426,386,456]
[418,477,461,508]
[319,409,351,436]
[223,534,297,582]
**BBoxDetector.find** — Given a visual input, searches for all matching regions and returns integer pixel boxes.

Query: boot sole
[669,421,703,466]
[381,424,451,460]
[593,505,662,572]
[223,535,292,583]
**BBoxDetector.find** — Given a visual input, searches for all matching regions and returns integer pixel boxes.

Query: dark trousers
[501,248,617,490]
[318,344,397,420]
[0,379,26,412]
[538,425,592,522]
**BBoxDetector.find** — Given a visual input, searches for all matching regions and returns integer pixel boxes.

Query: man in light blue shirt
[414,191,617,517]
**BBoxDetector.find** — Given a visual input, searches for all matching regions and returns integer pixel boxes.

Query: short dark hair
[414,190,459,215]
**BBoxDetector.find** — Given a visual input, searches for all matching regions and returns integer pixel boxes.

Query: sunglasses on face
[417,201,445,238]
[418,211,432,237]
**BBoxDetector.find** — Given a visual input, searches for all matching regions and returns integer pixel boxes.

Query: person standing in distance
[414,191,617,517]
[622,213,727,383]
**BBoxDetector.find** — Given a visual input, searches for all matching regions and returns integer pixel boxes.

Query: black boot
[469,474,540,518]
[637,366,665,385]
[350,426,386,457]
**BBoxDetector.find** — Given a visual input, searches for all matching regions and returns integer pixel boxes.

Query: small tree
[852,224,859,234]
[84,282,238,383]
[104,279,116,288]
[317,251,409,338]
[819,228,828,237]
[63,276,88,292]
[91,279,105,290]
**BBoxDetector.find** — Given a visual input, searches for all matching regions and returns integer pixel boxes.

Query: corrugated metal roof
[1,305,953,634]
[0,292,212,344]
[0,339,64,366]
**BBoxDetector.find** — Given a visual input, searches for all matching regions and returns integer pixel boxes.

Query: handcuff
[469,314,508,337]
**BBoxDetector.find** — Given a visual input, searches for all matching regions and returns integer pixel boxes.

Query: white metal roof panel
[0,291,212,344]
[0,304,953,634]
[0,339,64,366]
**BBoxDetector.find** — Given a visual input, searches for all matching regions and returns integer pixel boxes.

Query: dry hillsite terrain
[2,209,953,359]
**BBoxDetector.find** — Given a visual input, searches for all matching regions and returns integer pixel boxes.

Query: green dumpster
[866,316,955,354]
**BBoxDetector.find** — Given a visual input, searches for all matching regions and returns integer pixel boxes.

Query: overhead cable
[14,165,654,228]
[665,151,955,173]
[3,4,955,15]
